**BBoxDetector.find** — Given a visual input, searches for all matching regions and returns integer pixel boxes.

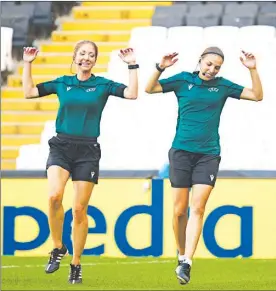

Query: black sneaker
[175,261,191,284]
[68,264,82,284]
[45,244,68,274]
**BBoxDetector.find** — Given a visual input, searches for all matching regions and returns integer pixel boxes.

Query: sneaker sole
[68,280,82,284]
[175,272,189,285]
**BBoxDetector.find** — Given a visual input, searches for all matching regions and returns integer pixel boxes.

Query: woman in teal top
[145,46,263,285]
[22,40,139,284]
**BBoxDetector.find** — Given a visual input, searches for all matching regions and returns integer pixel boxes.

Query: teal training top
[159,71,244,155]
[37,75,127,138]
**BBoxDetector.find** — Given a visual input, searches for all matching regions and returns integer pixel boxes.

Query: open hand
[23,47,39,63]
[159,52,179,69]
[118,48,136,64]
[240,50,256,70]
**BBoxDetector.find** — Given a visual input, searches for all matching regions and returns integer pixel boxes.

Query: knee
[173,203,188,218]
[48,190,63,209]
[72,204,87,224]
[190,205,205,218]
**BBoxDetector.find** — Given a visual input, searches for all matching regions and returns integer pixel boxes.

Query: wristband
[128,64,139,69]
[156,63,165,72]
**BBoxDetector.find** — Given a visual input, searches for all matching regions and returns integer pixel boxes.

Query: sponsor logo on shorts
[67,87,72,91]
[91,172,95,178]
[210,174,214,181]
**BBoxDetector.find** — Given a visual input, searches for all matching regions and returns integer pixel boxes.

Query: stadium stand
[1,1,276,171]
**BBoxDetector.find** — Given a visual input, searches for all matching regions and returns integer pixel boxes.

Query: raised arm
[145,52,178,94]
[239,50,263,102]
[22,47,40,99]
[117,48,138,99]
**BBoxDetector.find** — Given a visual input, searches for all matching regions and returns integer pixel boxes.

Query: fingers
[164,52,179,58]
[119,48,134,55]
[241,50,255,59]
[23,46,39,55]
[172,58,178,64]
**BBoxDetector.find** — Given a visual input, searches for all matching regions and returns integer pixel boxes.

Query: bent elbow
[256,94,263,102]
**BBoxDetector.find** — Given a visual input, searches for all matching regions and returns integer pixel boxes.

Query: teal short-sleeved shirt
[36,75,127,138]
[159,71,244,155]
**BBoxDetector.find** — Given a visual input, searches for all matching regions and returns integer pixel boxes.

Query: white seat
[1,27,13,72]
[203,26,239,49]
[238,25,276,56]
[16,144,47,170]
[40,120,56,148]
[129,26,167,58]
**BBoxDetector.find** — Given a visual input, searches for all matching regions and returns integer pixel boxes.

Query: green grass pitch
[2,256,276,290]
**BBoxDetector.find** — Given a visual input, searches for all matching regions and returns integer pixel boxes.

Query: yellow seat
[81,1,171,6]
[1,159,16,170]
[73,7,154,20]
[2,147,19,159]
[62,20,150,31]
[1,124,17,134]
[1,100,38,111]
[2,112,56,122]
[35,53,110,65]
[51,31,130,43]
[1,88,57,99]
[2,123,46,134]
[18,65,107,76]
[38,102,59,111]
[2,135,41,147]
[40,42,127,53]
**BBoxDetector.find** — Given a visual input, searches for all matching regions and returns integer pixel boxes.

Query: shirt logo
[67,87,72,91]
[86,88,96,92]
[210,174,214,181]
[208,87,219,92]
[188,84,194,90]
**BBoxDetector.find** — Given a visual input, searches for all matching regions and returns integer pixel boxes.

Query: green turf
[2,256,276,290]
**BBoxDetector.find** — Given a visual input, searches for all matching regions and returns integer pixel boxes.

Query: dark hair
[70,40,98,74]
[200,46,224,61]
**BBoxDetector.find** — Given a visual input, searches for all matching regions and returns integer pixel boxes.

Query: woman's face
[75,43,97,73]
[199,54,224,80]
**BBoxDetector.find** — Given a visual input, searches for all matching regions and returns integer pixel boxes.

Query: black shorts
[168,147,221,188]
[46,133,101,184]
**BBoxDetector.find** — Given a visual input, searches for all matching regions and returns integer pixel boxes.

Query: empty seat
[16,144,47,170]
[129,26,167,57]
[257,14,276,26]
[224,3,259,17]
[259,2,276,14]
[238,25,276,56]
[2,16,31,46]
[33,2,55,34]
[203,26,239,50]
[1,27,13,72]
[186,3,223,27]
[222,15,255,27]
[1,2,35,18]
[152,5,187,27]
[189,4,223,16]
[166,26,204,71]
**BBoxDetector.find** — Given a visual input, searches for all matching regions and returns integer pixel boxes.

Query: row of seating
[1,1,78,52]
[153,2,276,27]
